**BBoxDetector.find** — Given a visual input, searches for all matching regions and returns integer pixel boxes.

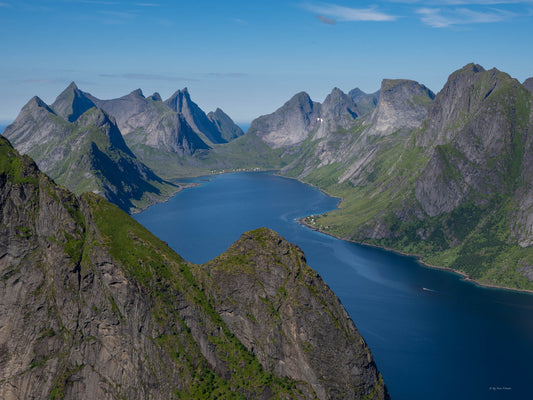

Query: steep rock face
[249,88,365,149]
[51,82,97,122]
[89,89,161,136]
[366,79,434,136]
[195,228,388,400]
[314,87,359,140]
[0,138,388,399]
[415,64,530,217]
[248,92,321,148]
[207,107,244,141]
[90,88,210,158]
[3,95,177,213]
[298,64,533,290]
[278,80,432,183]
[165,88,227,144]
[349,88,380,116]
[2,96,70,168]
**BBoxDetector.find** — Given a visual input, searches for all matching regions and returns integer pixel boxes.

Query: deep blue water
[135,172,533,400]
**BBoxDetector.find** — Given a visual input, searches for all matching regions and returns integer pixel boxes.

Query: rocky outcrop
[195,228,388,400]
[523,77,533,93]
[249,88,363,148]
[349,88,380,116]
[366,79,434,136]
[415,64,530,217]
[51,82,97,122]
[90,87,211,157]
[207,107,244,141]
[0,137,389,399]
[248,92,321,148]
[313,87,359,140]
[3,94,177,213]
[165,88,227,144]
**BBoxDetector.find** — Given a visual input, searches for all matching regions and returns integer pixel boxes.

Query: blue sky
[1,0,532,124]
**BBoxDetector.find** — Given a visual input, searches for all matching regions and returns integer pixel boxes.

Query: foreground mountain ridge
[0,136,388,399]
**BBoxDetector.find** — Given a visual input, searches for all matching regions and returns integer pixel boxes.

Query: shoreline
[299,217,533,295]
[129,181,199,215]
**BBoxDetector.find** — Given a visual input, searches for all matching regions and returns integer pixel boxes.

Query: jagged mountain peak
[74,107,138,159]
[65,81,78,90]
[148,92,162,101]
[329,87,344,95]
[207,107,244,141]
[366,78,434,136]
[349,88,380,115]
[248,91,320,148]
[319,87,358,131]
[164,88,227,144]
[165,88,191,110]
[348,87,366,99]
[458,62,486,74]
[3,96,61,157]
[51,82,97,123]
[130,88,145,98]
[323,87,353,107]
[523,77,533,93]
[417,63,521,148]
[287,91,313,105]
[25,96,55,114]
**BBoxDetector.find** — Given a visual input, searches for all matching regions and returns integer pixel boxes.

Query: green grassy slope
[296,71,533,291]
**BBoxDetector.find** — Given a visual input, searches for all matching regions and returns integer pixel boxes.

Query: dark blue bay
[135,172,533,400]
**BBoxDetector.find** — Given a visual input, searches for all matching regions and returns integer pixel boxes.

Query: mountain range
[2,63,532,293]
[257,64,533,291]
[2,82,245,209]
[0,135,388,399]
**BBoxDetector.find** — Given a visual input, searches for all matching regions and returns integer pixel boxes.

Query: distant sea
[237,122,251,133]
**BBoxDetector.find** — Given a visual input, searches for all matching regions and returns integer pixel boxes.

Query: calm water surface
[135,172,533,400]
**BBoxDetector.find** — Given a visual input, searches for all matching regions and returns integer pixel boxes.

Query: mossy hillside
[86,195,308,399]
[0,136,39,185]
[302,133,427,237]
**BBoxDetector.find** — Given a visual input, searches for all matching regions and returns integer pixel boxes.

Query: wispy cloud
[100,73,194,82]
[417,7,515,26]
[69,0,119,4]
[389,0,533,4]
[203,72,248,79]
[317,15,336,25]
[0,2,12,7]
[17,78,66,85]
[136,2,159,6]
[303,3,398,22]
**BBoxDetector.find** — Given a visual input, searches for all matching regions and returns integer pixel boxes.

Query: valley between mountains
[4,63,533,292]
